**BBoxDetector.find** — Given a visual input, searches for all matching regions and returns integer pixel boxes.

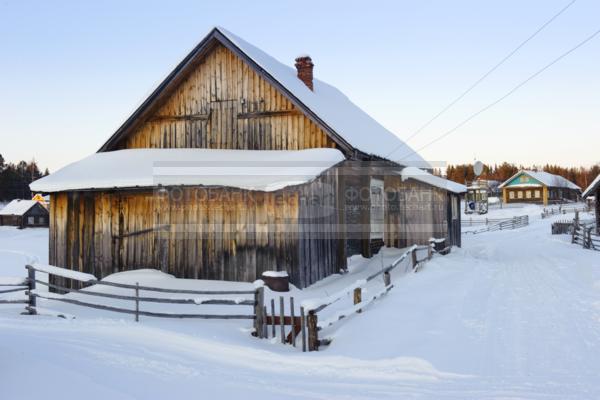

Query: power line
[396,26,600,162]
[385,0,577,159]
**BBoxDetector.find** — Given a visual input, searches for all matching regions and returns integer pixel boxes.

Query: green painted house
[499,170,581,205]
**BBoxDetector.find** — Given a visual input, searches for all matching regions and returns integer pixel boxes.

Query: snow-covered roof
[398,167,467,194]
[30,148,346,193]
[499,170,581,190]
[100,27,427,168]
[582,174,600,198]
[0,200,39,216]
[216,28,426,167]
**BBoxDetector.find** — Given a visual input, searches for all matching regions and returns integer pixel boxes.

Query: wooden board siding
[48,171,344,289]
[118,44,336,152]
[384,176,448,248]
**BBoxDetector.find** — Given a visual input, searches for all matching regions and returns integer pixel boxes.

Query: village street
[1,208,599,399]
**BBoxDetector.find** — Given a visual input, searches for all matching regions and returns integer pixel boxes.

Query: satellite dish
[473,161,484,177]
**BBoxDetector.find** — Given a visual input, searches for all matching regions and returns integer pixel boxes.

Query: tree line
[443,162,600,189]
[0,154,49,202]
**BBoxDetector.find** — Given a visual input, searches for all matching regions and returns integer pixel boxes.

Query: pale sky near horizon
[0,0,598,173]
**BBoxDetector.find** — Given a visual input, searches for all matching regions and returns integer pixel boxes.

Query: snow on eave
[582,174,600,198]
[398,167,467,194]
[30,148,346,193]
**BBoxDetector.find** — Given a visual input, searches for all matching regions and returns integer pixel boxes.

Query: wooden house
[499,170,580,206]
[582,175,600,233]
[0,199,49,228]
[30,27,465,289]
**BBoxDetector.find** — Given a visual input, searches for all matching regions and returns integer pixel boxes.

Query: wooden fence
[0,241,449,353]
[542,205,590,219]
[465,216,529,235]
[462,217,516,227]
[572,224,599,251]
[0,277,29,306]
[0,264,265,335]
[290,244,435,352]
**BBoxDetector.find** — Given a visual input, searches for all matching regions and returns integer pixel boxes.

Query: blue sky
[0,0,598,172]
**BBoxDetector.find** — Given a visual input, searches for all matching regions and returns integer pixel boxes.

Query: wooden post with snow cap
[411,247,418,270]
[26,265,36,315]
[253,286,265,338]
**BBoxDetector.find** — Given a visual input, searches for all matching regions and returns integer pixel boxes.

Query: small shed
[499,170,581,205]
[0,199,49,228]
[582,175,600,233]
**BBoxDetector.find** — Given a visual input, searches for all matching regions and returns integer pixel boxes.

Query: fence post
[411,248,418,270]
[26,265,36,315]
[353,287,362,313]
[300,306,307,352]
[279,296,285,344]
[383,271,391,288]
[263,305,268,338]
[270,298,276,338]
[290,297,296,347]
[307,310,319,351]
[427,244,433,260]
[254,286,265,338]
[134,282,140,322]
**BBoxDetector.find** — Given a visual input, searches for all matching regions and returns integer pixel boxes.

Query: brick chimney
[295,55,314,91]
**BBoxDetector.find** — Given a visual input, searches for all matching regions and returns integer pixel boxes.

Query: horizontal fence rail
[466,216,529,234]
[15,264,264,330]
[542,205,591,219]
[0,277,29,305]
[293,241,445,352]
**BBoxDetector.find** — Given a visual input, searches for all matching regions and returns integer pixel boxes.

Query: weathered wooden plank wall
[49,173,344,289]
[117,44,337,152]
[298,167,346,286]
[384,176,449,248]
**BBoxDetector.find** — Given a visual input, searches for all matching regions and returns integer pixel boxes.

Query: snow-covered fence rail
[22,264,266,335]
[0,276,29,305]
[466,216,529,234]
[299,244,435,352]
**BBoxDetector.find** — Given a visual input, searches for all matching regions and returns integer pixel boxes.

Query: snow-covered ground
[1,204,599,399]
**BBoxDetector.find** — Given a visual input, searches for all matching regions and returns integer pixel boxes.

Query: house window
[509,191,515,199]
[39,217,45,225]
[535,190,541,198]
[526,191,532,199]
[518,191,524,199]
[27,216,35,225]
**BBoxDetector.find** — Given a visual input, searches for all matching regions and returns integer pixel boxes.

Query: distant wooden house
[582,175,600,233]
[31,27,465,289]
[499,170,580,206]
[0,199,49,228]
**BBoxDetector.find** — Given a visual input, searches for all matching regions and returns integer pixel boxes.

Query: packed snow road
[0,209,599,399]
